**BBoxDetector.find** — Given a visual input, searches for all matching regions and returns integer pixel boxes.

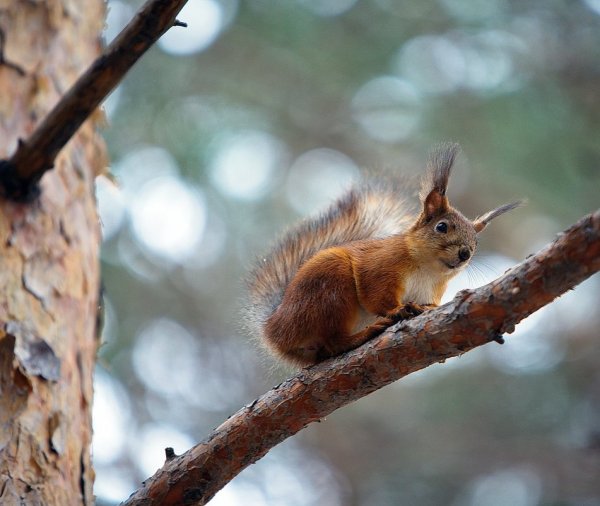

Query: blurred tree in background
[95,0,600,504]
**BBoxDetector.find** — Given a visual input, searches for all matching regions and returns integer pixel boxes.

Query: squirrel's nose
[458,247,471,262]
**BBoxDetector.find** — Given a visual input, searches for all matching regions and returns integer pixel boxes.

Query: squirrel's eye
[435,221,448,234]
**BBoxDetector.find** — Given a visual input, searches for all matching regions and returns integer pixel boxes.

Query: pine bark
[0,2,105,504]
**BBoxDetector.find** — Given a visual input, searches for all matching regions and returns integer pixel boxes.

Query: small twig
[121,210,600,505]
[174,19,188,28]
[164,447,176,461]
[0,0,190,202]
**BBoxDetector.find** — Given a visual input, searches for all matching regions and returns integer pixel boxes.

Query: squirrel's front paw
[387,302,431,321]
[404,302,425,317]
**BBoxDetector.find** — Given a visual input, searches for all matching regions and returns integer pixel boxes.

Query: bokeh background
[94,0,600,504]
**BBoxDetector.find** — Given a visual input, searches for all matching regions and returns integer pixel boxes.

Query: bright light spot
[181,352,248,412]
[486,306,566,374]
[213,440,344,506]
[297,0,359,17]
[133,422,195,477]
[440,0,506,22]
[394,31,524,95]
[94,466,135,504]
[132,318,242,411]
[132,318,199,397]
[394,35,466,94]
[104,0,134,44]
[158,0,223,55]
[129,176,207,262]
[352,76,421,143]
[262,454,323,504]
[583,0,600,15]
[461,31,525,92]
[96,175,126,241]
[186,212,228,269]
[286,149,359,215]
[548,275,600,333]
[211,481,268,506]
[460,37,512,90]
[116,234,163,282]
[512,214,561,259]
[209,131,286,201]
[465,467,542,506]
[400,347,485,387]
[92,368,131,465]
[113,145,178,192]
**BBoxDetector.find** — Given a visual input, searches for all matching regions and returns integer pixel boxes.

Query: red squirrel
[246,144,520,366]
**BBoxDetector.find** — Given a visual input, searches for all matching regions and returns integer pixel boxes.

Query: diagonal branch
[0,0,190,201]
[122,210,600,506]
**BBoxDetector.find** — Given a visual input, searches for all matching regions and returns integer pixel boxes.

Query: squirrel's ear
[473,200,524,233]
[423,189,448,219]
[420,143,460,219]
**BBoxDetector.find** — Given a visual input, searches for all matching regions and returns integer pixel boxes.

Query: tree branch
[122,210,600,505]
[0,0,189,201]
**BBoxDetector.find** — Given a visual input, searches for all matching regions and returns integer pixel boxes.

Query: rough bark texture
[0,1,106,504]
[122,210,600,506]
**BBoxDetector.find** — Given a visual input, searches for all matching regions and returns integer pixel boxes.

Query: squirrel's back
[244,178,415,343]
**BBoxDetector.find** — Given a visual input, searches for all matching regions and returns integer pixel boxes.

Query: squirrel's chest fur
[401,267,447,305]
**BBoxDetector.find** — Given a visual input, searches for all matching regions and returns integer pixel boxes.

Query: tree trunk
[0,2,105,504]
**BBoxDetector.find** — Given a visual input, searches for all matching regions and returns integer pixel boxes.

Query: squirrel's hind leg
[317,314,398,360]
[317,303,435,360]
[279,345,323,367]
[332,302,438,355]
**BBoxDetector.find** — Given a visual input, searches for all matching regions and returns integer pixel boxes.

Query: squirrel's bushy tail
[244,178,415,342]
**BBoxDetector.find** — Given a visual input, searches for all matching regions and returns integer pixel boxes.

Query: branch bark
[122,209,600,505]
[0,0,189,201]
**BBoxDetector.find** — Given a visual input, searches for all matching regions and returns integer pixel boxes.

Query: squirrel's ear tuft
[473,200,524,233]
[420,143,460,218]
